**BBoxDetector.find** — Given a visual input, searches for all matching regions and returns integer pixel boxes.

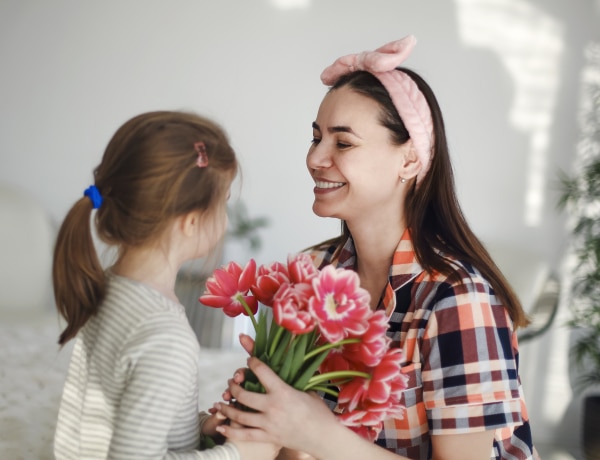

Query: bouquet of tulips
[199,253,406,441]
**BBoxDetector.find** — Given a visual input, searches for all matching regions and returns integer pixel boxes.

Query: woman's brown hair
[53,111,238,345]
[326,70,529,329]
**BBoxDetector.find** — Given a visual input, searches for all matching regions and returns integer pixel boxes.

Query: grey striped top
[54,272,239,460]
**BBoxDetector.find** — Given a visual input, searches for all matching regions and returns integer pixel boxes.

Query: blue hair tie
[84,185,103,209]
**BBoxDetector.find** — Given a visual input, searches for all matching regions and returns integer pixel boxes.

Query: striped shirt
[54,272,239,460]
[308,229,535,460]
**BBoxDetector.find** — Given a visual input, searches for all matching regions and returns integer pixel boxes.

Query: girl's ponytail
[53,196,105,345]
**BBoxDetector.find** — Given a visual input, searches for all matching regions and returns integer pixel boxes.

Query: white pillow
[0,185,55,317]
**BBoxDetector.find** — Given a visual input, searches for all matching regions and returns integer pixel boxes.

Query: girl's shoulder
[102,274,195,343]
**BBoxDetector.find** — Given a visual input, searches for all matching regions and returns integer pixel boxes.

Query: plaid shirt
[308,229,534,460]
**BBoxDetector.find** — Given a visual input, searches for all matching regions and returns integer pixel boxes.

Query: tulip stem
[269,325,285,357]
[236,294,259,331]
[305,370,371,389]
[302,338,361,362]
[308,385,340,398]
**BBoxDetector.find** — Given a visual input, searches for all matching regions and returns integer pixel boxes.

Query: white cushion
[0,185,55,316]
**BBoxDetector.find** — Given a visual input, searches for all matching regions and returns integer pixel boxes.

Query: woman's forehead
[315,88,384,133]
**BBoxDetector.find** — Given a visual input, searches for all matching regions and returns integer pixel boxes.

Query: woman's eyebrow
[312,121,361,138]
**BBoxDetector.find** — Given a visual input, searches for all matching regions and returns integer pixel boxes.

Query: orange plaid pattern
[308,229,534,460]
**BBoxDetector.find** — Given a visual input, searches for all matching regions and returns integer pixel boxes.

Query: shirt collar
[335,229,424,285]
[329,229,425,314]
[388,228,425,290]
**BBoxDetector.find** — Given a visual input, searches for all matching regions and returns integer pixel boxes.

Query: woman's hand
[233,439,280,460]
[216,335,408,460]
[276,448,317,460]
[214,356,339,455]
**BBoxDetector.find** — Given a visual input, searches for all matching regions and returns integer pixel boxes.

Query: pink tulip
[320,348,352,377]
[343,310,391,367]
[339,399,404,427]
[287,253,319,285]
[251,261,289,306]
[272,283,316,334]
[338,348,406,411]
[309,265,371,343]
[347,423,382,442]
[199,259,258,317]
[199,253,406,442]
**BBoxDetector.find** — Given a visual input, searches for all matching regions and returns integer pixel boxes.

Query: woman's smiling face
[307,86,410,224]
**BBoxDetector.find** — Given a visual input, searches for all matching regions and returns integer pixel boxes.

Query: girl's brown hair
[327,70,529,328]
[53,111,238,345]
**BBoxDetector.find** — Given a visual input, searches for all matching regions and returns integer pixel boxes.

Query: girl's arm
[110,318,277,460]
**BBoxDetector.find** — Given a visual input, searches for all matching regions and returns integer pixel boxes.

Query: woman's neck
[346,218,405,309]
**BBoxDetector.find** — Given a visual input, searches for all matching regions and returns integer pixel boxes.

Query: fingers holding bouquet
[215,356,336,454]
[200,254,407,446]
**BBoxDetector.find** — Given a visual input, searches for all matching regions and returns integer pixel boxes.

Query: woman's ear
[398,141,422,181]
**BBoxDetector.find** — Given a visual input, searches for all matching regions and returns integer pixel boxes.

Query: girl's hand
[200,411,227,437]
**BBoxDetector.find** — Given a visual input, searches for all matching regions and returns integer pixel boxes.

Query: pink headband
[320,35,434,183]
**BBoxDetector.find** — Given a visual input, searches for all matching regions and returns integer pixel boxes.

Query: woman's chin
[312,204,335,218]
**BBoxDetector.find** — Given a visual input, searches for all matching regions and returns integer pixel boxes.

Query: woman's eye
[311,137,321,145]
[337,142,351,149]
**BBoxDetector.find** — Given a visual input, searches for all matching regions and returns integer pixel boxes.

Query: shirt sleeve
[419,271,523,435]
[107,312,240,460]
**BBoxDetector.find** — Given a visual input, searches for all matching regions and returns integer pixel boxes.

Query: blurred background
[1,0,599,458]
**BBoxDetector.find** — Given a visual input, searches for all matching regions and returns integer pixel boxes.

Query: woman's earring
[400,177,407,183]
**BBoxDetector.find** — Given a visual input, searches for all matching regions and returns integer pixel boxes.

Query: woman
[214,36,537,460]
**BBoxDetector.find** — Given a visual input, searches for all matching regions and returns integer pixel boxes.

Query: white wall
[2,0,597,266]
[1,0,598,453]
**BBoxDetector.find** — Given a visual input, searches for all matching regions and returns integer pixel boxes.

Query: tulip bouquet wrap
[199,253,407,441]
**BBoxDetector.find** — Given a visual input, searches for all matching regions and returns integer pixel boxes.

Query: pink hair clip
[194,142,208,168]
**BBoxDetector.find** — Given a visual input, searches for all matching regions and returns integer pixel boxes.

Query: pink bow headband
[320,35,434,183]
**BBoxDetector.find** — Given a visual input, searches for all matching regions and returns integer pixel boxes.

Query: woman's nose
[307,143,332,170]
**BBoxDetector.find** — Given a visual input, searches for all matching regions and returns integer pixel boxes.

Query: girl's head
[53,111,238,345]
[93,111,237,251]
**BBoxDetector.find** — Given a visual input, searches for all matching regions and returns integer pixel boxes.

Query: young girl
[215,37,539,460]
[52,111,278,460]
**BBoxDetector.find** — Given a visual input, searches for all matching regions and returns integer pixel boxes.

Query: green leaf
[243,368,259,386]
[200,434,216,450]
[254,310,269,358]
[289,333,311,382]
[292,347,331,391]
[267,310,279,342]
[269,328,292,370]
[244,380,266,394]
[278,335,303,383]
